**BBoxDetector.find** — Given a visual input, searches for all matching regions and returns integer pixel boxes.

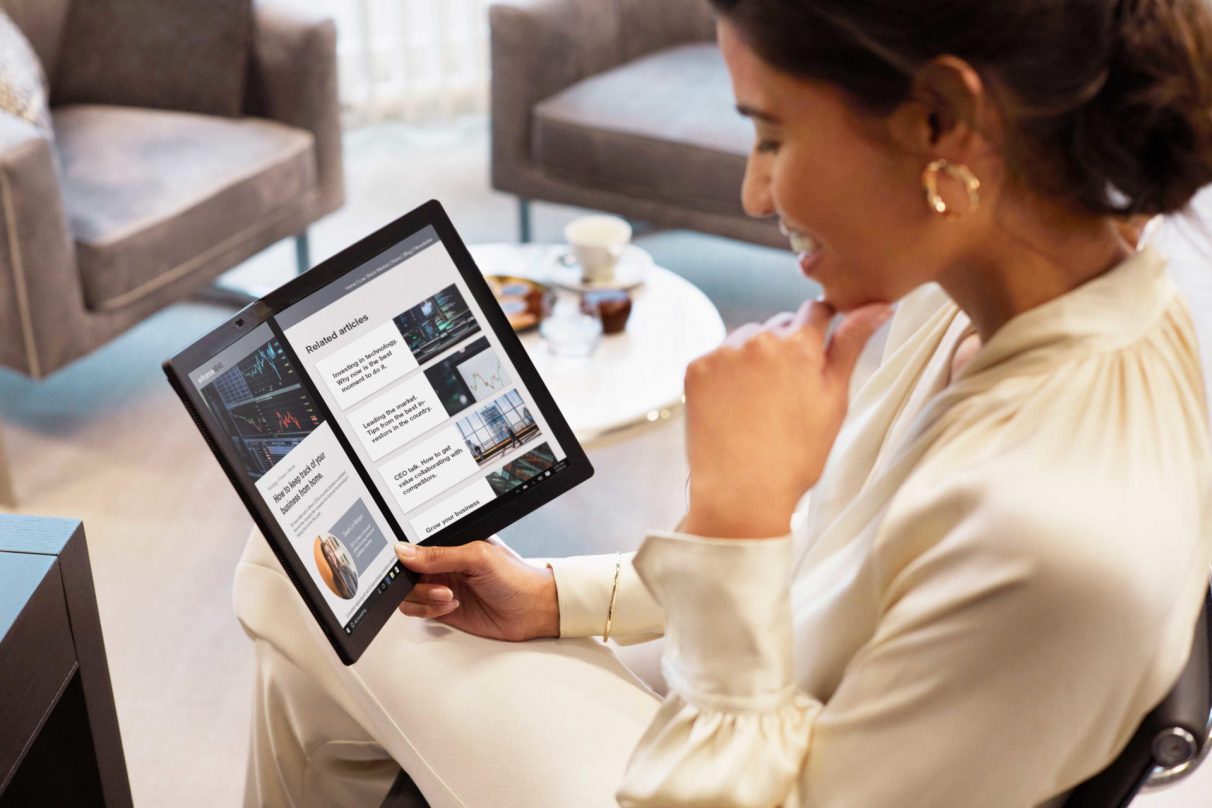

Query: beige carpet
[1,119,1210,806]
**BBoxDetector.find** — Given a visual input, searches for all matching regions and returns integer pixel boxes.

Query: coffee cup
[563,215,632,285]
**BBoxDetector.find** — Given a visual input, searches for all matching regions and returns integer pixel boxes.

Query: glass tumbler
[539,289,602,358]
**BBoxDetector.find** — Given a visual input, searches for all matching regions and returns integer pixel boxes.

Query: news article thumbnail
[200,338,321,481]
[311,498,391,600]
[486,443,557,496]
[393,284,480,365]
[314,533,359,599]
[455,389,540,466]
[423,337,513,417]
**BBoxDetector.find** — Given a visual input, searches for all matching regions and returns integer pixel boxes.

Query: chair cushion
[0,10,51,136]
[531,43,752,216]
[53,105,315,311]
[52,0,251,117]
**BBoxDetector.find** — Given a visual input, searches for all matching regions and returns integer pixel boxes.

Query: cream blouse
[550,247,1212,807]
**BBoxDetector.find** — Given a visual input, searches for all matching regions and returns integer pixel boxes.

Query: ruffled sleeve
[618,532,815,808]
[615,533,814,804]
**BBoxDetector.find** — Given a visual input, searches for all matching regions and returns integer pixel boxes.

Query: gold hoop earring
[922,159,980,220]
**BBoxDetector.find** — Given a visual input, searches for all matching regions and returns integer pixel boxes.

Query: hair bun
[1072,0,1212,215]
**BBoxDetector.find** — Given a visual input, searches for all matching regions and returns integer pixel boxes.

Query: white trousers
[233,533,665,808]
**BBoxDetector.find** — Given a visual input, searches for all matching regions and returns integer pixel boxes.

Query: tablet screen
[182,221,574,639]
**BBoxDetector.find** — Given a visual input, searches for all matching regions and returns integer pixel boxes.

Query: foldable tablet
[164,201,593,664]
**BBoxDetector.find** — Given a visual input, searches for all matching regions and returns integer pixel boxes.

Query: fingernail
[395,542,416,559]
[432,586,453,602]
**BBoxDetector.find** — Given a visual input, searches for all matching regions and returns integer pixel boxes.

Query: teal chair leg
[295,231,312,274]
[518,198,532,243]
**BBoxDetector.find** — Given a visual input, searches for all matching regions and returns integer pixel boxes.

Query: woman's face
[718,21,954,310]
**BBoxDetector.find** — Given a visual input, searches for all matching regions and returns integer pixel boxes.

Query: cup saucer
[546,245,653,292]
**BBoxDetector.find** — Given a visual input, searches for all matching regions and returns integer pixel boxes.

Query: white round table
[469,243,727,442]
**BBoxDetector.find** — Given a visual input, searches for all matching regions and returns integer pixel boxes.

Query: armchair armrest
[245,1,345,217]
[0,115,80,377]
[489,0,716,190]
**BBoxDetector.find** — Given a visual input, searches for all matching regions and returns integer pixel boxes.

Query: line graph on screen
[458,351,512,398]
[232,413,264,433]
[243,344,286,384]
[276,410,303,431]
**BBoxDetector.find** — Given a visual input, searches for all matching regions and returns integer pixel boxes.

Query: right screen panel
[276,226,570,542]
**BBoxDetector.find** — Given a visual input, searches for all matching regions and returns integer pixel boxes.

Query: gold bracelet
[603,552,623,642]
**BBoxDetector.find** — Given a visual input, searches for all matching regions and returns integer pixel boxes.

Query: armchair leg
[518,198,532,243]
[0,424,16,508]
[295,231,312,275]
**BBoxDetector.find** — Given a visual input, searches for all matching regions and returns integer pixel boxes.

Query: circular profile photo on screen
[313,534,359,600]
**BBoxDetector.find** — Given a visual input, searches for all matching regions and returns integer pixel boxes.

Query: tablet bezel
[164,200,594,664]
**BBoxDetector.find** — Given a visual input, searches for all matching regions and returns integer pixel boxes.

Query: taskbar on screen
[344,561,405,635]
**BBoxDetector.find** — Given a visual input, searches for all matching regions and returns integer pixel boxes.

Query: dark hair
[709,0,1212,217]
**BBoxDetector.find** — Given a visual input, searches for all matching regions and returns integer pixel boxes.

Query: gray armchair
[0,0,344,381]
[489,0,781,248]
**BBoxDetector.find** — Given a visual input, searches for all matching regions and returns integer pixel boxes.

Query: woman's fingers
[788,297,835,337]
[395,540,494,575]
[406,582,454,604]
[824,303,893,387]
[726,300,835,352]
[725,309,803,350]
[764,311,796,330]
[398,598,460,619]
[724,322,763,348]
[400,581,457,618]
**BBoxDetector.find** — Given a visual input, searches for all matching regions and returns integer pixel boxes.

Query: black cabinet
[0,517,132,807]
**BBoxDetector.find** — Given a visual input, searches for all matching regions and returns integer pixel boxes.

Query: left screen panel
[188,323,404,635]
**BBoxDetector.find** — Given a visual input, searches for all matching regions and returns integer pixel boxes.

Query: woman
[236,1,1212,806]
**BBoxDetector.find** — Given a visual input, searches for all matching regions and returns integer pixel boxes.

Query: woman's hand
[680,299,891,539]
[394,541,560,641]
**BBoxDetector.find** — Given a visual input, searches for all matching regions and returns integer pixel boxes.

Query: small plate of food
[485,275,548,332]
